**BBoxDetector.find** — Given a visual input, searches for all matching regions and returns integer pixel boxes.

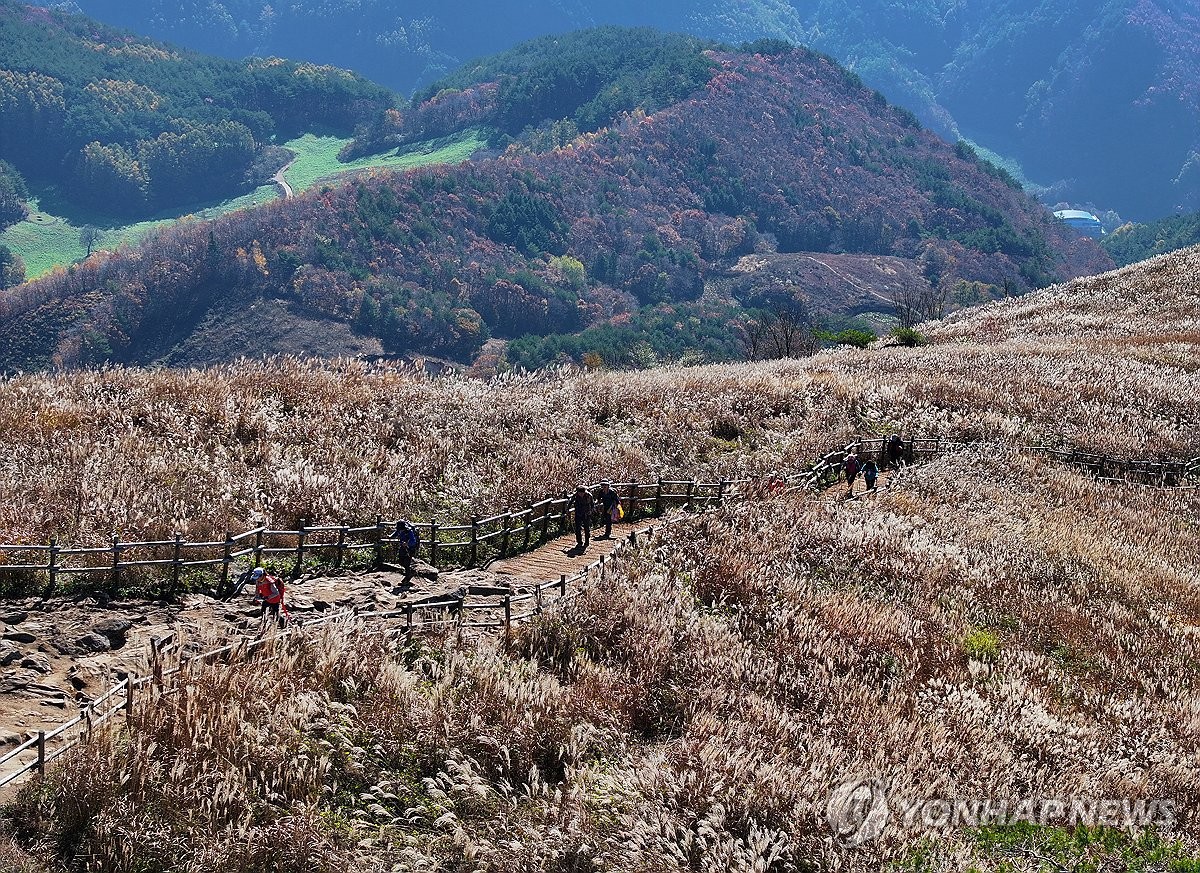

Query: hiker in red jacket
[844,451,862,497]
[252,567,287,629]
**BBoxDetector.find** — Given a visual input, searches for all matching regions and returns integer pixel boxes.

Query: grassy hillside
[0,244,1192,548]
[0,44,1112,372]
[281,129,485,193]
[0,130,483,279]
[0,245,1198,872]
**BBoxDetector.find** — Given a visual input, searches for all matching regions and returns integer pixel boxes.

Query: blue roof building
[1054,209,1104,238]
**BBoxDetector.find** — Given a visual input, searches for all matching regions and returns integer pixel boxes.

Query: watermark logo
[825,779,1176,846]
[826,777,890,847]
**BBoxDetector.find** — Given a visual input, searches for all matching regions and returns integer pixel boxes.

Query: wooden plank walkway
[488,522,641,582]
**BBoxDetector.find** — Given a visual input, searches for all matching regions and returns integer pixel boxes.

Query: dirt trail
[0,526,640,751]
[271,156,296,199]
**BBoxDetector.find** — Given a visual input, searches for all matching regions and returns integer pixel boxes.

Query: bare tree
[891,280,947,328]
[80,225,102,257]
[740,301,820,361]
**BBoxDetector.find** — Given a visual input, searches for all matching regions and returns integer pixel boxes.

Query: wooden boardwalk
[488,522,640,582]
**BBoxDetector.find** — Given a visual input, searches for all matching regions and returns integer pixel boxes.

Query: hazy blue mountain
[41,0,1200,219]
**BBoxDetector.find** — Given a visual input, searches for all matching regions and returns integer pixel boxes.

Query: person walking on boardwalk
[886,434,905,469]
[252,567,287,630]
[572,485,594,550]
[598,480,621,539]
[862,458,879,492]
[393,518,420,585]
[844,451,861,497]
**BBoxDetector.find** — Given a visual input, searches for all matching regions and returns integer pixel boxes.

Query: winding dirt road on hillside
[271,156,297,199]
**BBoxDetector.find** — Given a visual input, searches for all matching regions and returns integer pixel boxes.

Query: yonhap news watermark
[826,777,1177,847]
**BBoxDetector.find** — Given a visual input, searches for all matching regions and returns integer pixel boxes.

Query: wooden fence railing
[0,479,734,600]
[1,434,1196,791]
[1,438,1196,601]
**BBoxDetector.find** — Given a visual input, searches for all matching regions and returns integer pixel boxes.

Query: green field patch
[2,186,276,279]
[2,130,485,279]
[282,129,486,192]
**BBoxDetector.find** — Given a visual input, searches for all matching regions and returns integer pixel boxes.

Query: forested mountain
[0,42,1110,372]
[0,0,393,219]
[44,0,1200,220]
[343,28,721,158]
[1101,212,1200,267]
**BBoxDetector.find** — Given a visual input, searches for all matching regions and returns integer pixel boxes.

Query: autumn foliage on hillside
[0,45,1111,371]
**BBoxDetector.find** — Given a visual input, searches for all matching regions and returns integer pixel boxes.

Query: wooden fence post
[523,504,533,552]
[334,524,346,569]
[719,479,728,506]
[469,516,480,567]
[405,602,414,637]
[253,528,264,567]
[110,535,121,591]
[541,504,552,542]
[429,520,439,567]
[295,519,307,575]
[559,573,567,598]
[655,478,664,516]
[220,532,233,596]
[45,538,58,599]
[503,594,511,629]
[500,511,512,559]
[36,731,45,775]
[373,515,384,568]
[125,677,134,721]
[686,480,695,510]
[170,533,182,598]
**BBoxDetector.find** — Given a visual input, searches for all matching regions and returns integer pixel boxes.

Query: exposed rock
[0,643,20,667]
[0,728,23,747]
[1,610,28,625]
[3,630,36,644]
[91,617,133,648]
[378,560,438,581]
[74,633,112,654]
[20,653,51,674]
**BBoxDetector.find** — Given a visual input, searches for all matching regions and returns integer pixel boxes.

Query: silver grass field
[1,247,1199,871]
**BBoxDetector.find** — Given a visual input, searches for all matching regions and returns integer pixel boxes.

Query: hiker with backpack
[252,567,287,630]
[598,480,622,539]
[572,485,594,550]
[844,451,861,497]
[886,434,905,469]
[862,458,879,492]
[394,518,420,585]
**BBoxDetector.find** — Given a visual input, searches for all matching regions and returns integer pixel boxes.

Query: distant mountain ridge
[42,0,1200,220]
[0,40,1111,372]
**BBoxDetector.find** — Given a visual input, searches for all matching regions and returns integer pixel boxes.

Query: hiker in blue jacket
[394,518,420,584]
